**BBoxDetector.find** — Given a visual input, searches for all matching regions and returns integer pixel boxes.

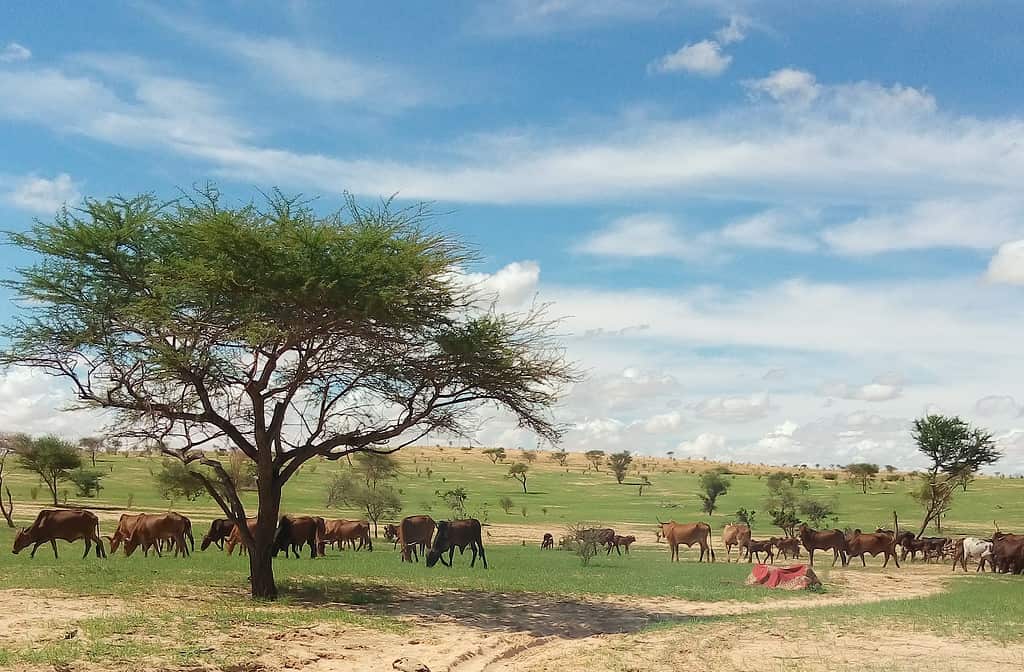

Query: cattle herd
[11,509,1024,576]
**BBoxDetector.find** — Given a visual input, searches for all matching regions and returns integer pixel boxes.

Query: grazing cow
[541,533,554,550]
[13,509,106,559]
[398,515,436,562]
[656,520,715,562]
[845,529,899,568]
[425,519,487,568]
[991,532,1024,574]
[107,513,145,554]
[577,527,616,552]
[796,523,848,567]
[273,515,325,559]
[745,538,775,564]
[898,532,948,562]
[201,519,236,551]
[722,524,751,563]
[123,513,193,558]
[384,524,401,549]
[773,536,801,560]
[225,518,259,556]
[951,537,993,573]
[320,519,373,554]
[607,535,637,555]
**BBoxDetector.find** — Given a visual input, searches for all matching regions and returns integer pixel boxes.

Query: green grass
[5,448,1024,539]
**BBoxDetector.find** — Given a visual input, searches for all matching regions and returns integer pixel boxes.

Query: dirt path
[0,566,1007,672]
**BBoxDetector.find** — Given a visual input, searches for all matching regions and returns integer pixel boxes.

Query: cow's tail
[315,516,327,557]
[273,516,291,554]
[707,523,716,562]
[891,510,900,556]
[185,518,195,552]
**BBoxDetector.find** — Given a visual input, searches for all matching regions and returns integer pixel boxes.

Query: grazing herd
[12,508,1024,578]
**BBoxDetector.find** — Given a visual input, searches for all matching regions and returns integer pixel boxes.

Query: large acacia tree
[1,189,575,598]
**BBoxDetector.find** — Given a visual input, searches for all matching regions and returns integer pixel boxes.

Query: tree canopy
[698,469,731,513]
[14,434,82,505]
[845,463,879,494]
[607,451,632,483]
[0,188,577,598]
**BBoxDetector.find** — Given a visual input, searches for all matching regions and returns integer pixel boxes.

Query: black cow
[425,519,487,569]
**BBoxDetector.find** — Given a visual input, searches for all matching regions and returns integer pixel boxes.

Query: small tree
[551,449,569,467]
[912,415,1000,534]
[69,469,104,498]
[327,472,403,536]
[769,509,800,537]
[637,474,652,497]
[483,448,507,464]
[846,463,879,494]
[16,435,81,506]
[507,462,529,494]
[154,459,208,502]
[521,450,537,464]
[499,495,514,514]
[798,497,836,528]
[607,451,632,484]
[78,436,104,467]
[585,449,605,471]
[352,452,401,488]
[698,470,731,514]
[884,464,897,473]
[734,508,756,528]
[436,486,469,518]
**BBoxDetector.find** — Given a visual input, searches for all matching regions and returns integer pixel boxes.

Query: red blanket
[746,564,821,590]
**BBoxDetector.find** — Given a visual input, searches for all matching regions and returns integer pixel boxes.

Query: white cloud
[824,198,1024,256]
[744,68,820,105]
[463,260,541,307]
[677,432,727,457]
[577,214,698,260]
[3,173,80,213]
[975,395,1020,418]
[651,39,731,76]
[986,240,1024,285]
[717,209,818,253]
[0,42,31,63]
[820,378,903,402]
[0,369,106,438]
[714,15,749,45]
[692,394,771,423]
[472,0,675,35]
[642,411,683,433]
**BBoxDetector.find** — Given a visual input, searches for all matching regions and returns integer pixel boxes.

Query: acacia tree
[550,449,569,467]
[78,436,103,467]
[16,435,81,505]
[584,449,604,471]
[607,451,632,484]
[0,190,576,599]
[698,470,730,513]
[507,462,529,493]
[912,415,1000,535]
[845,463,879,494]
[483,447,506,464]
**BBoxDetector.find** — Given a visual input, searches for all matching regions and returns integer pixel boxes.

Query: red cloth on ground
[746,563,821,590]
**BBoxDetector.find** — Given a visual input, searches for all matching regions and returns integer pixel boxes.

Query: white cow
[952,536,993,572]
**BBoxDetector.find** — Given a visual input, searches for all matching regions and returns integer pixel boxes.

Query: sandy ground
[4,564,1021,672]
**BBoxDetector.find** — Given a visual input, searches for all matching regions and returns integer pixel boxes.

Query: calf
[541,533,554,550]
[951,537,993,572]
[745,538,775,564]
[13,509,106,559]
[426,519,487,569]
[607,534,637,555]
[845,529,899,568]
[722,524,751,563]
[773,536,801,560]
[797,523,848,567]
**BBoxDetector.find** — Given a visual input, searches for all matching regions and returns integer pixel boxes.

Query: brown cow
[425,519,487,568]
[608,534,637,554]
[845,529,899,568]
[123,513,193,558]
[398,515,436,562]
[797,523,848,567]
[992,531,1024,574]
[384,524,401,549]
[320,519,373,553]
[273,515,325,559]
[201,519,235,551]
[745,538,775,564]
[541,533,554,549]
[107,513,145,554]
[773,536,801,560]
[722,523,751,562]
[13,509,106,559]
[225,518,258,556]
[657,520,715,562]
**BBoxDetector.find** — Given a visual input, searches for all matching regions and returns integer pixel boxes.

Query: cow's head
[425,521,450,568]
[383,525,398,542]
[12,527,31,554]
[200,534,214,551]
[122,532,142,558]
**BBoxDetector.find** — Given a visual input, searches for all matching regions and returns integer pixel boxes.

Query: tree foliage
[483,447,507,464]
[698,470,731,513]
[0,188,576,599]
[436,486,469,518]
[68,468,105,498]
[327,472,403,535]
[584,449,604,471]
[507,462,529,493]
[607,451,632,484]
[550,449,569,467]
[845,463,879,494]
[154,459,208,502]
[15,434,81,505]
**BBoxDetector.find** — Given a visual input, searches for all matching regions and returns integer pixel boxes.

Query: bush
[499,496,514,514]
[68,469,104,498]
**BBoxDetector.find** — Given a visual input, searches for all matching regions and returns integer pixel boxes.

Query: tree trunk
[248,476,282,600]
[0,486,13,527]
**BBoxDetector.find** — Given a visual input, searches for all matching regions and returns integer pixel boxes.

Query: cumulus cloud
[677,432,726,457]
[987,240,1024,285]
[692,394,771,423]
[0,42,31,63]
[3,173,80,213]
[744,68,820,105]
[714,15,749,45]
[819,378,903,402]
[577,214,698,260]
[0,369,106,438]
[462,260,541,307]
[650,40,731,76]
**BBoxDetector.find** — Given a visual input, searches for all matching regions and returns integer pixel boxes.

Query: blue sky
[3,1,1024,471]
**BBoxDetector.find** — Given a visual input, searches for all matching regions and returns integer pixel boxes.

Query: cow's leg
[82,538,91,559]
[808,549,815,566]
[860,553,867,567]
[831,549,839,567]
[51,539,59,558]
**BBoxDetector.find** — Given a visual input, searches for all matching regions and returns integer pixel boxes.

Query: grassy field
[3,446,1024,671]
[3,445,1023,538]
